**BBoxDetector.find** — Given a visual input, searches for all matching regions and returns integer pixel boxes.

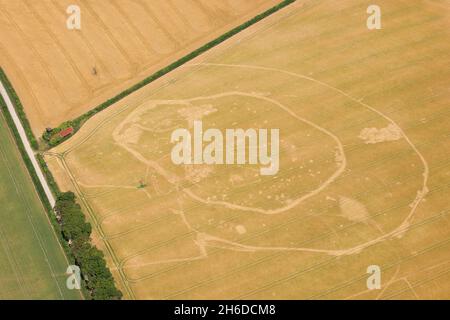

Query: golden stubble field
[0,0,280,135]
[46,0,450,299]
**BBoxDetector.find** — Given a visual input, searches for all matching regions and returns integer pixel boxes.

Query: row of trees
[2,68,122,300]
[55,192,122,300]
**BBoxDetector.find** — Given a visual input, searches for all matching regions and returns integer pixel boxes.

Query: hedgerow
[46,0,297,147]
[0,79,119,299]
[2,0,296,298]
[0,96,52,211]
[55,192,122,300]
[0,68,39,150]
[36,154,61,196]
[0,95,83,293]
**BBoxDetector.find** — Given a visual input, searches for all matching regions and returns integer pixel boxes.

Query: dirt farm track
[0,0,280,135]
[45,0,450,299]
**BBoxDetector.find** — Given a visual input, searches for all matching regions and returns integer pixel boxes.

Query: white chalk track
[0,79,56,207]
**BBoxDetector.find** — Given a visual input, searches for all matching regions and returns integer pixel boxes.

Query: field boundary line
[46,0,297,148]
[5,142,65,298]
[0,68,39,149]
[0,94,83,299]
[0,80,56,207]
[55,154,135,299]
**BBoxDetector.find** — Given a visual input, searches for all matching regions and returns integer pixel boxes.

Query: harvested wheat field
[0,0,280,135]
[46,0,450,299]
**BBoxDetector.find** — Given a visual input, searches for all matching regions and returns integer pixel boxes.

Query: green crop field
[0,110,81,300]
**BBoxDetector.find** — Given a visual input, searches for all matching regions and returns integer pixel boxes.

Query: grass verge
[0,68,38,150]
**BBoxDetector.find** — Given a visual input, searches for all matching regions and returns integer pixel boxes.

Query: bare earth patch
[359,124,403,144]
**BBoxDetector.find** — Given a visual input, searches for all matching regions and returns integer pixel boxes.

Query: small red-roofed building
[59,127,74,138]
